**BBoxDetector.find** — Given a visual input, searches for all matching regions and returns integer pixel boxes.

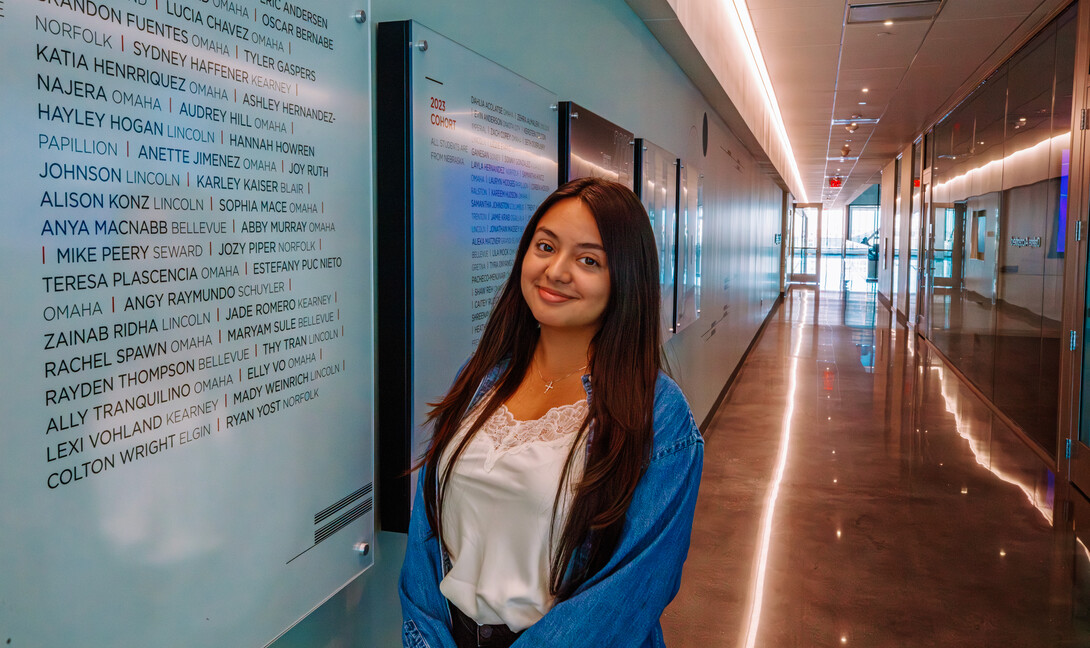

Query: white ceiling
[748,0,1072,207]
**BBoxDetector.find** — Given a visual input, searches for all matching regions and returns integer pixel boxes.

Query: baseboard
[699,292,784,433]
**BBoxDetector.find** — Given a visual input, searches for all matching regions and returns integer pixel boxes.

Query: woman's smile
[535,285,575,303]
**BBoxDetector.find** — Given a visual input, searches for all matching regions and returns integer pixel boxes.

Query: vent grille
[847,1,942,24]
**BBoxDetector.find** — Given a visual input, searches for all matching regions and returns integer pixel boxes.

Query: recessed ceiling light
[884,19,894,26]
[862,88,869,93]
[858,101,867,105]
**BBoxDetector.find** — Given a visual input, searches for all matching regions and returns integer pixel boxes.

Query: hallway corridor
[662,288,1090,647]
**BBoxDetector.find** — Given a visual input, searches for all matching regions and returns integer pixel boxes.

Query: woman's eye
[579,256,600,267]
[536,241,554,253]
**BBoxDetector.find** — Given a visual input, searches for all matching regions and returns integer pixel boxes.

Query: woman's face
[520,198,611,336]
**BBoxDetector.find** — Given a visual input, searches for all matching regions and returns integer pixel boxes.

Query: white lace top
[438,396,588,631]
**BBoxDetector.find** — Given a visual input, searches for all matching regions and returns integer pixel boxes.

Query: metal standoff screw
[353,10,366,23]
[354,542,370,556]
[416,40,429,52]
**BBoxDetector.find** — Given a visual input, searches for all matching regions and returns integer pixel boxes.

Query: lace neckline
[464,398,588,471]
[501,399,585,423]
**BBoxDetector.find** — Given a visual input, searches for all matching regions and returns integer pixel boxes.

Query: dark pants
[449,603,525,648]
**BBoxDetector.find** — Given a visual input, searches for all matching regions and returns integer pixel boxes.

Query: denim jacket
[399,362,704,647]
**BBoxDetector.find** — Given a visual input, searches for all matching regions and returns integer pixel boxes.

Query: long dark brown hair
[420,176,661,600]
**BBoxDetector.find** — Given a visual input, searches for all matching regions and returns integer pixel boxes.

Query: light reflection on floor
[818,255,876,293]
[662,287,1090,647]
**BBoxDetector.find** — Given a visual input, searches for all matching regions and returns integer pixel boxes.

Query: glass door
[925,203,963,335]
[913,178,930,329]
[789,203,822,284]
[931,203,962,289]
[1076,243,1090,486]
[919,200,936,333]
[1070,82,1090,490]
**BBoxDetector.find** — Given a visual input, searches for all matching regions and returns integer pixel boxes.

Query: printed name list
[29,0,347,490]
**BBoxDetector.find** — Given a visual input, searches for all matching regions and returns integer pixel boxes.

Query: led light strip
[724,0,808,202]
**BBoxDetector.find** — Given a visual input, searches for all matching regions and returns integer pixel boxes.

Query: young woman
[399,177,703,647]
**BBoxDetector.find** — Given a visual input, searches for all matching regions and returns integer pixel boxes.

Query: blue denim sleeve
[511,381,704,647]
[399,468,457,648]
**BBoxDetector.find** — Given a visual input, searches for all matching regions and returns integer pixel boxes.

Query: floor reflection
[928,289,1061,455]
[662,287,1090,647]
[819,255,875,293]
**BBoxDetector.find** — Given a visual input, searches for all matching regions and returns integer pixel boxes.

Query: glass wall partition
[824,206,847,257]
[848,184,880,252]
[849,188,880,286]
[928,4,1076,456]
[820,206,848,290]
[849,205,879,243]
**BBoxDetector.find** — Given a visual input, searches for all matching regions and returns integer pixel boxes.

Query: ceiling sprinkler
[845,122,859,133]
[840,144,851,157]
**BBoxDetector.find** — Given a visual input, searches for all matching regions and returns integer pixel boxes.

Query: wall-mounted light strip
[725,0,808,202]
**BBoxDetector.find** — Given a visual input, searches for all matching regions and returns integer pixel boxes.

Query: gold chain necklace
[532,361,587,394]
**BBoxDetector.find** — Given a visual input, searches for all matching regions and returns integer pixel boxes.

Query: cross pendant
[543,381,554,394]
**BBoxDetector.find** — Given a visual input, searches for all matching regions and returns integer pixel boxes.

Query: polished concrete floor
[662,287,1090,647]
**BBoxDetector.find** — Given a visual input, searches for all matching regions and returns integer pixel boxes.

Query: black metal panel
[557,101,573,185]
[633,138,646,200]
[673,158,683,332]
[375,20,413,533]
[557,101,634,190]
